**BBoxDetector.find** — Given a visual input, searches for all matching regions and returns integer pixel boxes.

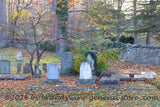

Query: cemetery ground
[0,47,160,106]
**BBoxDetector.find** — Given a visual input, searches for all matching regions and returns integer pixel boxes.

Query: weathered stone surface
[85,52,97,75]
[141,72,156,76]
[76,76,97,84]
[33,64,42,77]
[0,60,10,74]
[43,62,63,84]
[0,54,3,60]
[100,71,118,78]
[7,75,28,80]
[79,62,92,79]
[16,51,23,62]
[43,79,63,84]
[43,63,47,73]
[25,63,30,73]
[60,52,73,75]
[123,71,140,77]
[76,62,97,84]
[0,74,10,80]
[23,65,28,74]
[28,85,99,90]
[117,74,131,81]
[121,44,160,65]
[16,63,21,74]
[47,62,59,80]
[99,75,120,88]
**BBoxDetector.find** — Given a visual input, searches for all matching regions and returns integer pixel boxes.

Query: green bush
[119,36,127,43]
[72,43,120,76]
[39,40,56,52]
[107,42,126,51]
[119,36,134,44]
[126,36,134,44]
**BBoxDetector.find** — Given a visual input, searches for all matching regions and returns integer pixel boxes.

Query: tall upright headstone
[26,63,30,73]
[85,52,97,75]
[60,52,73,75]
[33,63,42,77]
[43,63,47,73]
[76,62,97,84]
[43,62,63,84]
[16,51,23,62]
[16,63,21,74]
[0,60,10,74]
[0,54,3,60]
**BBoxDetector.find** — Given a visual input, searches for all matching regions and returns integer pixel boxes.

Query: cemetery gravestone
[26,63,30,73]
[16,63,21,74]
[85,52,97,75]
[33,64,42,77]
[43,62,63,84]
[23,65,28,74]
[0,54,3,60]
[16,51,23,62]
[99,74,120,88]
[0,60,10,74]
[60,52,73,75]
[76,62,97,84]
[43,63,47,73]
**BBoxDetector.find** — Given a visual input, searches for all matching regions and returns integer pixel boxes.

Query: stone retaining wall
[8,40,36,49]
[121,44,160,65]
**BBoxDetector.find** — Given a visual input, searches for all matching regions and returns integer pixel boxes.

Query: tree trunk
[116,0,121,41]
[0,0,7,39]
[133,0,138,44]
[146,31,151,45]
[55,20,66,55]
[50,0,57,39]
[30,55,34,76]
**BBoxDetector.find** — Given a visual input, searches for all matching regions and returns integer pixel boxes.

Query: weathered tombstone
[16,51,23,62]
[23,65,28,74]
[99,74,120,88]
[0,60,10,74]
[43,62,63,84]
[60,52,73,75]
[0,54,3,60]
[85,52,97,75]
[33,63,42,77]
[16,63,21,74]
[43,63,47,73]
[76,62,97,84]
[26,63,30,73]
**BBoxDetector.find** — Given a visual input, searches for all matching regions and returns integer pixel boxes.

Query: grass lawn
[0,47,159,106]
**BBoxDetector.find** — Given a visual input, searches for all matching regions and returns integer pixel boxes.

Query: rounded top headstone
[16,51,23,62]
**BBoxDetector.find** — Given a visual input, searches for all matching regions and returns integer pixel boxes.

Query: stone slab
[33,75,43,78]
[27,85,99,90]
[100,71,118,78]
[99,75,120,87]
[124,71,140,77]
[7,75,28,80]
[0,74,10,80]
[54,85,76,89]
[141,72,156,76]
[43,79,63,84]
[76,76,97,84]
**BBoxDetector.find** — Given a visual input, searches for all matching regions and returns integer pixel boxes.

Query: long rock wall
[121,44,160,65]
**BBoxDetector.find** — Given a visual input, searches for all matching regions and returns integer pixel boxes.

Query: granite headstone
[0,60,10,74]
[43,62,63,84]
[60,52,73,75]
[76,62,97,84]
